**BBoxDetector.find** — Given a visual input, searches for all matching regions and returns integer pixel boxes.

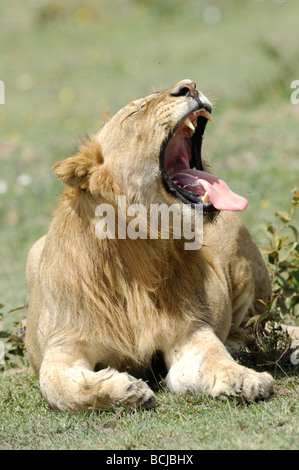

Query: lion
[26,79,274,412]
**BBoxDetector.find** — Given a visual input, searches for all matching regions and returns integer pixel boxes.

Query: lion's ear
[52,137,103,188]
[52,154,92,188]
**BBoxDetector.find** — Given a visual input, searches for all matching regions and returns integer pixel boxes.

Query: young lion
[26,80,274,411]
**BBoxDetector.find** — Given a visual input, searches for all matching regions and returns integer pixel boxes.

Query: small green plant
[239,189,299,373]
[261,187,299,326]
[0,303,28,370]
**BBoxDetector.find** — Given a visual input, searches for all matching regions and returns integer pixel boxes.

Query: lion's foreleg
[39,346,156,412]
[164,327,274,402]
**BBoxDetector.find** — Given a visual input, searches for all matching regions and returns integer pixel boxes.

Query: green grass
[0,0,299,451]
[0,371,298,450]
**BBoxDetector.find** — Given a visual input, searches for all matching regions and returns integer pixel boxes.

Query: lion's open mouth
[160,107,248,213]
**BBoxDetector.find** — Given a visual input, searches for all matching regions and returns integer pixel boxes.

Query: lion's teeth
[202,192,210,203]
[199,109,214,123]
[183,117,195,132]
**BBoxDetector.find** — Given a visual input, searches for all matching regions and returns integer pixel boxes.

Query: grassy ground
[0,371,298,450]
[0,0,299,451]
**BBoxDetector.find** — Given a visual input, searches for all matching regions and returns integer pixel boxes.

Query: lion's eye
[123,101,147,122]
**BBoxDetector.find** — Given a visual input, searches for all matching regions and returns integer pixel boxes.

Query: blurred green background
[0,0,299,311]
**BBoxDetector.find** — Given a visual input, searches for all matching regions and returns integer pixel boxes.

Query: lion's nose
[170,80,212,113]
[171,80,197,98]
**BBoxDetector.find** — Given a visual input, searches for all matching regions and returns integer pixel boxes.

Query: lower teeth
[202,192,209,203]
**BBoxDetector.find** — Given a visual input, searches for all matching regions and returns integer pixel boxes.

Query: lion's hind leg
[39,346,156,412]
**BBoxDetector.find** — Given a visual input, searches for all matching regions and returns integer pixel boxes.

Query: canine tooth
[199,109,214,123]
[183,117,195,132]
[202,192,210,203]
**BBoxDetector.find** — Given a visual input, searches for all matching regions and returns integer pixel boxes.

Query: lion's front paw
[125,378,156,409]
[209,365,274,402]
[111,373,156,409]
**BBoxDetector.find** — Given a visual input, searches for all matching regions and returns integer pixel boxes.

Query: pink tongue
[172,169,248,211]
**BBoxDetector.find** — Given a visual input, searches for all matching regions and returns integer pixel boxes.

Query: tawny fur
[26,80,274,412]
